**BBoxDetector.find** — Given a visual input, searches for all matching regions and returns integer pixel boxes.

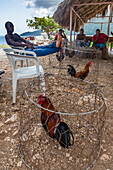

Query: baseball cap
[59,28,63,32]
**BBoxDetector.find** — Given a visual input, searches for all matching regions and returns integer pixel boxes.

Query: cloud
[33,6,56,17]
[25,0,62,9]
[25,0,36,8]
[24,0,63,17]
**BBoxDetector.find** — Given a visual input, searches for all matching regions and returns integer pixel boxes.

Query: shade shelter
[53,0,113,41]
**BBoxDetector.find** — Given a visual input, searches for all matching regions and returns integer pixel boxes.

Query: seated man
[5,21,63,57]
[54,28,67,40]
[92,29,108,59]
[76,28,90,56]
[76,28,89,47]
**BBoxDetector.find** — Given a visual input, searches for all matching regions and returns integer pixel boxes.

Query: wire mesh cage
[39,42,102,84]
[18,74,106,170]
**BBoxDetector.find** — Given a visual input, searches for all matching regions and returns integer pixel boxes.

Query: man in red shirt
[54,29,67,40]
[92,29,108,59]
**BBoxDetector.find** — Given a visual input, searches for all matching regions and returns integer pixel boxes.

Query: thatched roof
[53,0,113,31]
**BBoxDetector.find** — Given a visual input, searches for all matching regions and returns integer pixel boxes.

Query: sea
[0,35,76,44]
[0,36,6,44]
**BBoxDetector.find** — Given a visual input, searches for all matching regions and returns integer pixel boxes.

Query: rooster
[67,61,91,80]
[38,94,74,148]
[65,49,75,58]
[65,49,69,56]
[56,53,64,62]
[68,51,75,58]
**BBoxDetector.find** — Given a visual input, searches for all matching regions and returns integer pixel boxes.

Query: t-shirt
[54,33,65,40]
[92,33,107,44]
[76,34,86,40]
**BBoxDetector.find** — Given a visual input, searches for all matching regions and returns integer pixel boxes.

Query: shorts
[93,43,106,50]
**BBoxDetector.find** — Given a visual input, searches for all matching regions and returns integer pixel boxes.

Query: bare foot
[56,34,63,48]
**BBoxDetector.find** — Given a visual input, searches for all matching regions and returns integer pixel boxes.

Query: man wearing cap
[54,29,67,40]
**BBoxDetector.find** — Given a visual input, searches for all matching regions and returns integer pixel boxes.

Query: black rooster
[56,53,64,62]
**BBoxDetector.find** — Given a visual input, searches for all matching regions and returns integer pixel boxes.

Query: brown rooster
[38,94,74,148]
[67,61,91,80]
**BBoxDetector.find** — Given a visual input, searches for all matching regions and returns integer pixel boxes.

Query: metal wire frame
[17,73,106,170]
[18,114,102,170]
[25,74,105,116]
[44,41,101,88]
[63,41,102,54]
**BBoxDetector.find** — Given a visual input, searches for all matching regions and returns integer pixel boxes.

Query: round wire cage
[18,74,106,170]
[40,42,102,84]
[25,74,105,116]
[18,114,101,170]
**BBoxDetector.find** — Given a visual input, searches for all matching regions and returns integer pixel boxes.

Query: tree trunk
[47,32,50,39]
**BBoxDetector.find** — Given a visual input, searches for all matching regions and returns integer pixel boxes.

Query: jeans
[25,41,61,56]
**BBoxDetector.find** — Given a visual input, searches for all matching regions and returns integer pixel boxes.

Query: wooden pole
[82,25,84,29]
[70,7,73,42]
[107,4,113,36]
[74,15,77,41]
[73,2,113,7]
[72,8,85,24]
[82,16,113,18]
[87,22,113,24]
[79,20,81,30]
[101,23,103,32]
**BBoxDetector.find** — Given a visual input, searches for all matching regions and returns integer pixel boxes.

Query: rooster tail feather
[54,122,74,148]
[67,65,76,77]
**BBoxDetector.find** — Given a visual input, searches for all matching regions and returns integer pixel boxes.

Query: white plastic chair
[3,48,45,103]
[10,45,30,67]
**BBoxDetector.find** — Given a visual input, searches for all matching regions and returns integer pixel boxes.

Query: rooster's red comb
[88,61,91,66]
[38,94,43,99]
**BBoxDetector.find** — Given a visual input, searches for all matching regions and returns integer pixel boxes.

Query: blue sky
[0,0,63,35]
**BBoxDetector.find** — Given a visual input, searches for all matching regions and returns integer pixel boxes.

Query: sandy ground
[0,49,7,60]
[0,48,113,170]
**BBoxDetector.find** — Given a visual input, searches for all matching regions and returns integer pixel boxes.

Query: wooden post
[70,7,73,42]
[72,8,85,24]
[82,25,84,29]
[73,2,113,7]
[79,20,81,30]
[74,15,77,41]
[107,4,113,36]
[101,23,103,32]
